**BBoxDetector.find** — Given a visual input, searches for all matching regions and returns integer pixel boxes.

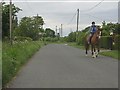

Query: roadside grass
[67,42,85,50]
[0,41,2,89]
[67,42,119,60]
[100,50,119,60]
[2,41,44,87]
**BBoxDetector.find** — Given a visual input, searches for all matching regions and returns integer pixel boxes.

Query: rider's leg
[88,34,92,44]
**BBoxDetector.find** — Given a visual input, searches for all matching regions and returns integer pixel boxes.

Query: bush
[76,32,85,45]
[59,37,67,42]
[14,36,33,42]
[44,37,58,42]
[67,32,76,42]
[113,35,120,50]
[99,35,120,50]
[99,36,113,49]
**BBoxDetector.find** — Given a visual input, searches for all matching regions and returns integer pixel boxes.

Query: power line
[67,12,77,25]
[81,0,104,13]
[81,12,113,22]
[25,0,37,15]
[65,0,104,33]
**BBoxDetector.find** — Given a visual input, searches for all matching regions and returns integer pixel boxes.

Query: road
[8,44,118,88]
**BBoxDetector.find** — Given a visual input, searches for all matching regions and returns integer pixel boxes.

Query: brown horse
[85,26,102,58]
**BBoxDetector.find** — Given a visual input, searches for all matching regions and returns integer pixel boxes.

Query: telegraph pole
[76,9,79,42]
[61,24,62,37]
[10,0,12,45]
[56,26,57,36]
[36,14,39,29]
[59,27,61,37]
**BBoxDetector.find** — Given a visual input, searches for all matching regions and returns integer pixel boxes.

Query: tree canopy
[2,2,22,39]
[15,16,44,40]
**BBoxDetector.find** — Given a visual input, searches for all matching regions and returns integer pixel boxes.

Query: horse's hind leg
[85,45,88,56]
[86,48,88,56]
[96,44,100,57]
[96,46,99,57]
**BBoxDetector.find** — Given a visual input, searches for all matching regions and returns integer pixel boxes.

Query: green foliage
[2,41,44,87]
[59,37,68,42]
[2,3,22,38]
[44,37,58,42]
[99,36,112,49]
[67,32,76,42]
[114,23,120,34]
[67,42,84,50]
[100,50,119,59]
[14,36,33,42]
[102,22,119,36]
[44,28,55,37]
[114,35,120,50]
[15,16,44,40]
[99,35,120,50]
[76,31,86,45]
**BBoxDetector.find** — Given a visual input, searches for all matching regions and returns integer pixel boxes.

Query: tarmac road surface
[8,44,118,88]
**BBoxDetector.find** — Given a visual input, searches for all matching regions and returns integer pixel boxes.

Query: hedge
[114,35,120,50]
[99,35,120,50]
[14,36,33,41]
[44,37,58,42]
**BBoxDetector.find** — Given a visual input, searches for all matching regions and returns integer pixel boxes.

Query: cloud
[12,1,118,36]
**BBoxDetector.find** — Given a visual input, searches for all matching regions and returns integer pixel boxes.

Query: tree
[16,15,44,40]
[45,28,55,37]
[2,3,22,39]
[67,32,76,42]
[102,21,106,27]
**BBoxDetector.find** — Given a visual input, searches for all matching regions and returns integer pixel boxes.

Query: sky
[3,0,119,36]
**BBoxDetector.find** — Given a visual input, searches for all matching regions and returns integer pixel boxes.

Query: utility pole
[61,24,62,37]
[36,14,39,29]
[56,26,57,36]
[76,9,79,42]
[10,0,12,45]
[59,27,61,37]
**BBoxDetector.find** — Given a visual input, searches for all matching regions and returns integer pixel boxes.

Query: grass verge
[2,41,44,87]
[0,41,2,89]
[100,50,119,60]
[67,42,84,50]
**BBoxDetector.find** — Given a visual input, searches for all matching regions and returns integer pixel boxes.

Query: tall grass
[0,41,2,89]
[2,41,44,87]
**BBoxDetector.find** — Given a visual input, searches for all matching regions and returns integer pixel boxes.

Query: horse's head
[96,26,102,38]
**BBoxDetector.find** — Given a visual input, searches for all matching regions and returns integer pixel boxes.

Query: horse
[85,26,102,58]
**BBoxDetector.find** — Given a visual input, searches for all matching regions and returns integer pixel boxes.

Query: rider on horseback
[88,21,97,44]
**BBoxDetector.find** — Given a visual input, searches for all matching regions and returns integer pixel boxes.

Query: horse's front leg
[91,45,96,58]
[96,45,99,57]
[86,47,88,56]
[93,45,96,58]
[91,44,94,57]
